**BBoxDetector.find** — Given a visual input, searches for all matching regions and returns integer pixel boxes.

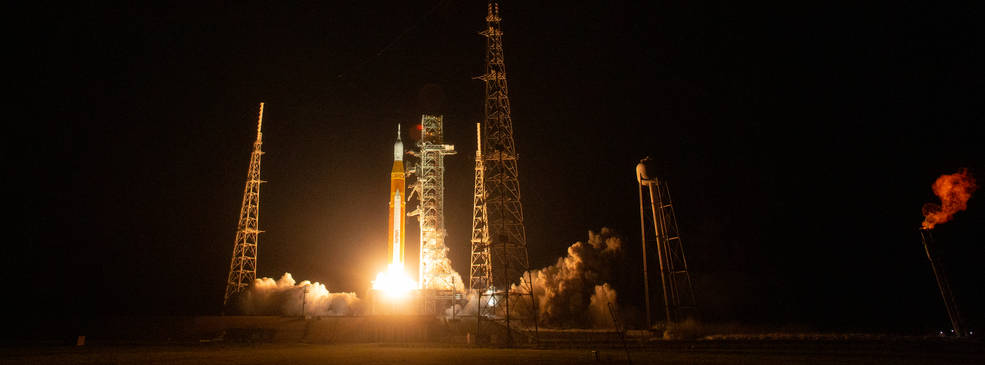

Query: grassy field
[3,341,983,365]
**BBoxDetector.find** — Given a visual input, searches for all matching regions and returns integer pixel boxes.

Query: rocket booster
[386,125,406,268]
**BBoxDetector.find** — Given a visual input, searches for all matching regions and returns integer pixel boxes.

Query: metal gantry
[224,102,266,308]
[475,2,537,345]
[637,157,699,329]
[410,114,457,290]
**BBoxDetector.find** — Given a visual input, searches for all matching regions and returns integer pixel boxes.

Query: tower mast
[469,122,491,291]
[476,2,537,344]
[223,102,266,308]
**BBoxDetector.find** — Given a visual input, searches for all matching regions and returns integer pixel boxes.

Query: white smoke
[512,228,624,328]
[236,273,362,316]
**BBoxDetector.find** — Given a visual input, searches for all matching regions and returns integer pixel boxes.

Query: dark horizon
[18,1,984,334]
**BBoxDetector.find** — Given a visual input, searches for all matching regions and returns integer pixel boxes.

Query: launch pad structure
[408,114,462,315]
[222,5,538,341]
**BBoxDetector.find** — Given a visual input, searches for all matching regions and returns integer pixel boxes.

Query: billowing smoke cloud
[922,168,977,229]
[511,228,624,328]
[234,273,362,316]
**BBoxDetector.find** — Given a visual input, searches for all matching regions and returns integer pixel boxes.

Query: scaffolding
[409,114,458,293]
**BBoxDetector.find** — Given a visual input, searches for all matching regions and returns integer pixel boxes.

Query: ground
[3,342,983,365]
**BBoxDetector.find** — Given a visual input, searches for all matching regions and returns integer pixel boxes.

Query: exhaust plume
[234,273,362,316]
[512,228,624,328]
[921,168,977,230]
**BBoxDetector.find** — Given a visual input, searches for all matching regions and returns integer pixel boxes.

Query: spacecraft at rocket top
[387,125,406,268]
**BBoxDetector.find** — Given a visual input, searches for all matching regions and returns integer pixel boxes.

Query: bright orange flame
[372,264,417,299]
[922,168,977,230]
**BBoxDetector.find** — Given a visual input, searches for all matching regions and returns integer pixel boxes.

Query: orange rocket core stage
[386,126,406,268]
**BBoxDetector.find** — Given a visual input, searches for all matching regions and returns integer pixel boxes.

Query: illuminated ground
[3,342,982,365]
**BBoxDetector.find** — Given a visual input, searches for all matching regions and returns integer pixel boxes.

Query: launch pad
[367,288,466,317]
[220,5,538,347]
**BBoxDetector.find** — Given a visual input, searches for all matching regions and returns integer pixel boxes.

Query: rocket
[386,125,406,268]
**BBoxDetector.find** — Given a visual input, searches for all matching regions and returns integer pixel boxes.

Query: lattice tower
[410,114,458,290]
[224,102,266,307]
[469,123,492,290]
[476,2,537,342]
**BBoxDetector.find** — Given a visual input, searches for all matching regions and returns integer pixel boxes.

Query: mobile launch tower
[407,114,461,314]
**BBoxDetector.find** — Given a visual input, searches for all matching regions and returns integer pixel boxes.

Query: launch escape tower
[472,2,538,343]
[410,114,457,295]
[636,157,698,329]
[224,103,266,308]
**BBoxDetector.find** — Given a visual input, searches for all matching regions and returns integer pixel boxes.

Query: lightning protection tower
[636,157,698,329]
[223,102,266,308]
[475,2,537,344]
[470,122,492,291]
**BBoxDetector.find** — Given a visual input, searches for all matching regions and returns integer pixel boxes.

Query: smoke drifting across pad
[513,228,625,328]
[231,273,362,316]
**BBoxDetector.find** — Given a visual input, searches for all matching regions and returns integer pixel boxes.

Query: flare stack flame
[921,168,977,230]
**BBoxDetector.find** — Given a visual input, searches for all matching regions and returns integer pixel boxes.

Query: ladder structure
[224,102,266,308]
[636,157,698,329]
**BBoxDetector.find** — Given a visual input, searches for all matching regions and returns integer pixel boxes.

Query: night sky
[19,1,984,333]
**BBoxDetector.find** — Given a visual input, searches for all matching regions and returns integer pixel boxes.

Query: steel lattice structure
[224,102,266,308]
[411,114,457,290]
[637,157,698,328]
[474,2,537,343]
[469,123,492,291]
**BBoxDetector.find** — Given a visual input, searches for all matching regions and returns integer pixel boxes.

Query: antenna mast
[223,102,266,308]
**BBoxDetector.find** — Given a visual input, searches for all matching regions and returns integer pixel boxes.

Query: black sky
[18,1,984,333]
